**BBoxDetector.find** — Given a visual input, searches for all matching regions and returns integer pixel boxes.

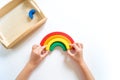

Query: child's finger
[67,50,74,58]
[76,43,80,48]
[42,51,49,58]
[38,46,46,55]
[80,43,83,49]
[32,44,39,49]
[71,43,79,51]
[40,46,46,51]
[76,43,83,48]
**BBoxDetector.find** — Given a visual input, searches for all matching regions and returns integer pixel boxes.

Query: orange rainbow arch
[40,32,74,51]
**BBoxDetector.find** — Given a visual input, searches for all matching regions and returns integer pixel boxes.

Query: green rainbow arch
[50,41,67,51]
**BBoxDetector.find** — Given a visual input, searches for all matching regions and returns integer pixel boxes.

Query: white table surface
[0,0,120,80]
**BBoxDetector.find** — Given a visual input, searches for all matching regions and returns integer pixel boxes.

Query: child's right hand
[29,45,49,67]
[67,43,84,64]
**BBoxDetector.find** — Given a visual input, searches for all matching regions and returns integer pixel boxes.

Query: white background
[0,0,120,80]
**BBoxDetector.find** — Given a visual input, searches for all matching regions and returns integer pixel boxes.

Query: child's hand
[16,45,49,80]
[29,45,49,67]
[67,43,83,64]
[67,43,94,80]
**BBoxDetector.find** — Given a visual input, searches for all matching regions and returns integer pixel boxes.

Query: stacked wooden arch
[40,32,74,51]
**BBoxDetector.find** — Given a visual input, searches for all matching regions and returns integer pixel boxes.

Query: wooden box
[0,0,47,48]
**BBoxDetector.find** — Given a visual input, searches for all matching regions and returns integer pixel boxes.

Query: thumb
[42,51,49,58]
[41,46,46,51]
[67,50,74,58]
[38,46,46,54]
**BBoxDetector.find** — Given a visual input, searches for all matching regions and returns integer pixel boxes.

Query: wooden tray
[0,0,47,48]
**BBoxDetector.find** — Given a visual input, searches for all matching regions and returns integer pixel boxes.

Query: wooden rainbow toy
[40,32,74,51]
